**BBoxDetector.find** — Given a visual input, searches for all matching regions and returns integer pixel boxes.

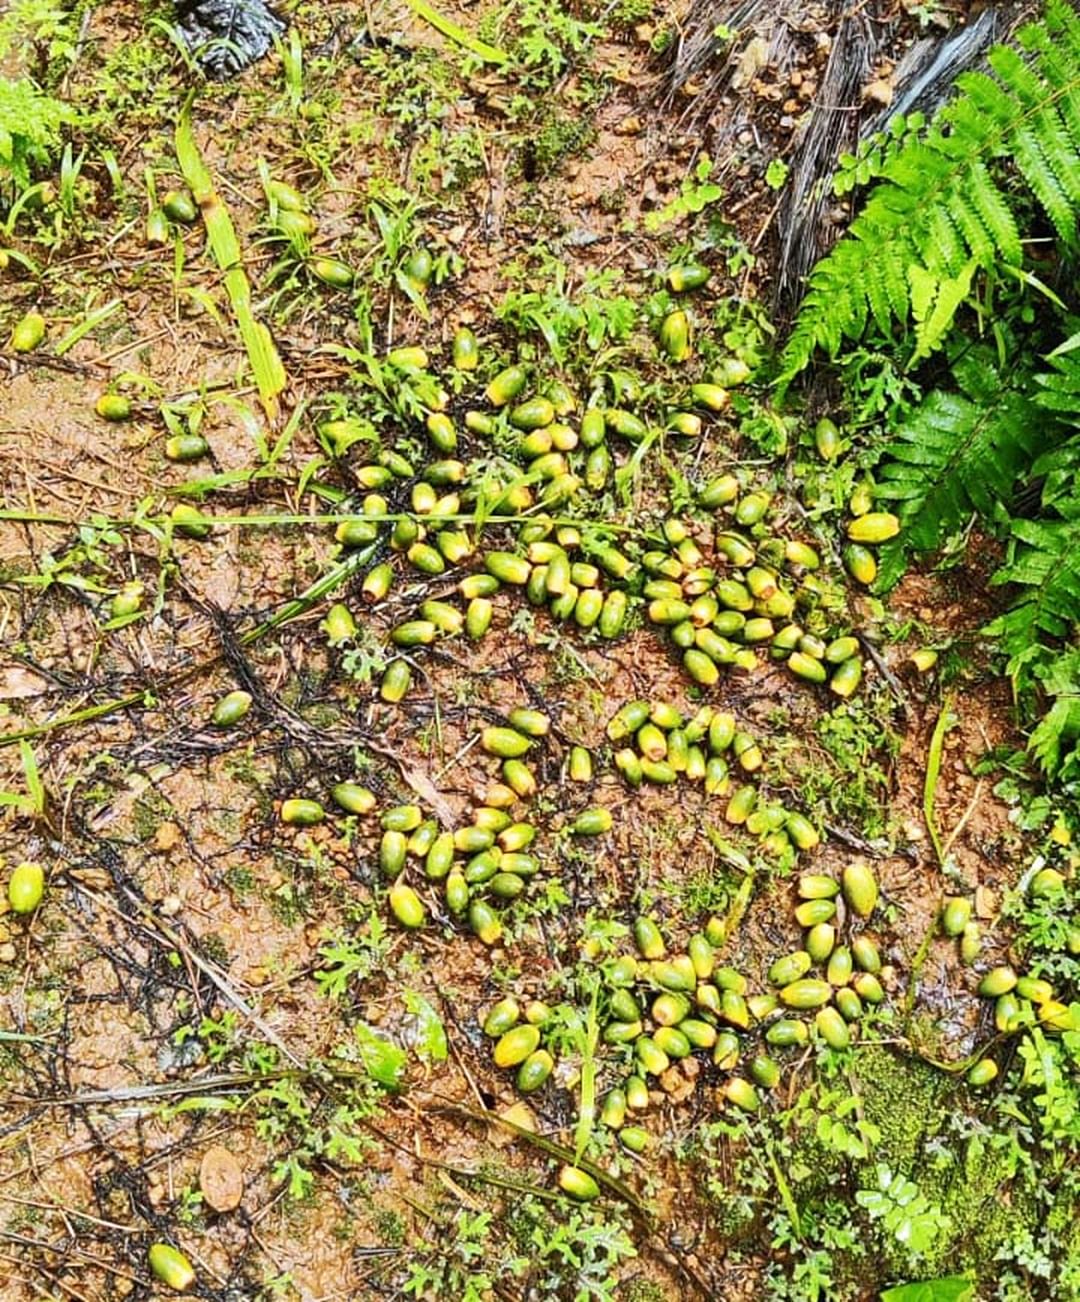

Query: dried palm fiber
[658,1,1013,310]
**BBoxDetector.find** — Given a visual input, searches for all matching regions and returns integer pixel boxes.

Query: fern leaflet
[777,0,1080,386]
[872,347,1044,587]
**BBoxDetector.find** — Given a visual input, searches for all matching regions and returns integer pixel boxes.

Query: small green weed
[315,912,392,999]
[644,155,723,233]
[0,78,73,191]
[0,740,46,819]
[855,1165,950,1257]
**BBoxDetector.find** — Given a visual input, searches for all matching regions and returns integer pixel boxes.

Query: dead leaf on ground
[732,37,769,91]
[0,665,48,700]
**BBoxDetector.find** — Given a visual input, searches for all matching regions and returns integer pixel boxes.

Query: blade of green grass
[160,1095,242,1120]
[168,467,288,497]
[614,427,662,507]
[924,697,955,865]
[19,740,44,814]
[175,97,287,421]
[904,697,958,1018]
[267,396,307,468]
[0,741,43,814]
[574,976,599,1162]
[54,300,122,356]
[401,0,508,63]
[0,508,647,536]
[451,1103,646,1211]
[278,28,304,111]
[765,1137,801,1240]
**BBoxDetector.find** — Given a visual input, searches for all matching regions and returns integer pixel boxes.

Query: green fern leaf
[1037,348,1080,424]
[982,510,1080,778]
[910,260,977,362]
[1020,651,1080,776]
[777,0,1080,386]
[1035,649,1080,698]
[908,265,937,334]
[1021,10,1080,144]
[864,253,897,335]
[961,161,1021,264]
[875,349,1043,560]
[987,516,1080,654]
[1028,696,1080,776]
[987,45,1080,248]
[924,202,965,274]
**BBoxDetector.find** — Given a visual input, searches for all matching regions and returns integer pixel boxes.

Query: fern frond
[1037,346,1080,424]
[1021,7,1080,144]
[961,160,1021,264]
[1010,650,1080,777]
[986,514,1080,659]
[874,349,1043,556]
[987,44,1080,248]
[1028,694,1080,776]
[984,511,1080,777]
[909,259,977,362]
[777,0,1080,386]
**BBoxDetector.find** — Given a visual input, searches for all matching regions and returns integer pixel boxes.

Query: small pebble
[154,822,182,852]
[200,1144,244,1212]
